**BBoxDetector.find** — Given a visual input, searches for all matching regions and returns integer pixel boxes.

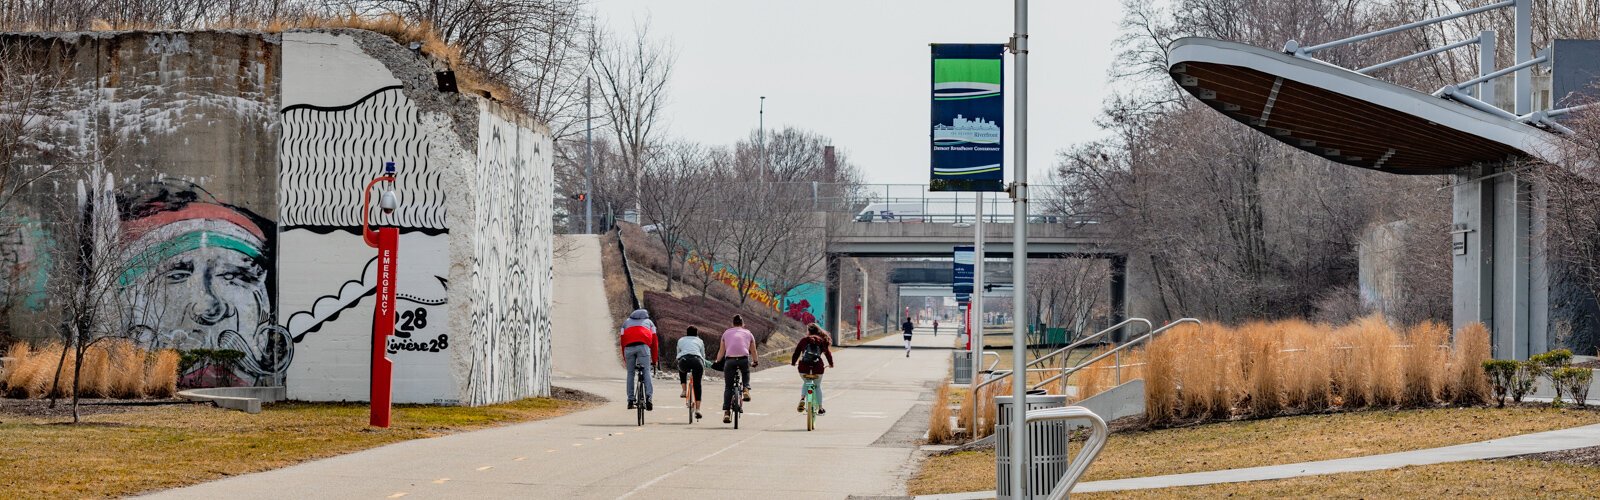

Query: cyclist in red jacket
[620,309,659,410]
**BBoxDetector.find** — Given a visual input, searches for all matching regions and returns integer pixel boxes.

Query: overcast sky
[590,0,1128,185]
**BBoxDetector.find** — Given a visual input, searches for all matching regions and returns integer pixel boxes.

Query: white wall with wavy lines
[462,101,554,405]
[278,31,450,404]
[278,31,551,406]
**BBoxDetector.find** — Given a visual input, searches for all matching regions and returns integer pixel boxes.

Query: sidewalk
[917,422,1600,499]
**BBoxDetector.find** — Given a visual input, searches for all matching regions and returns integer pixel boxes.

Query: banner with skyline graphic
[930,43,1004,192]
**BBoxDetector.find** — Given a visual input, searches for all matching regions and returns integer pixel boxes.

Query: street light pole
[585,77,594,234]
[1008,0,1030,496]
[759,96,767,182]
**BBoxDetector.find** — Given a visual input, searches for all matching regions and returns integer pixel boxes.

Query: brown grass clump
[928,383,956,444]
[76,343,112,398]
[967,383,999,438]
[105,340,147,399]
[144,350,179,398]
[3,342,44,398]
[1144,331,1178,426]
[1401,321,1450,407]
[1451,323,1493,405]
[1246,325,1282,417]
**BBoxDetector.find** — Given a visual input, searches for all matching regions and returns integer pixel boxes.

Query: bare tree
[640,140,719,291]
[591,20,674,215]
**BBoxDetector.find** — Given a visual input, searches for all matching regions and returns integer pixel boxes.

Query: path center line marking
[616,344,897,499]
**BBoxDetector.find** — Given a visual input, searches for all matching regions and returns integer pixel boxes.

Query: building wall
[462,101,554,405]
[2,29,553,404]
[0,31,284,387]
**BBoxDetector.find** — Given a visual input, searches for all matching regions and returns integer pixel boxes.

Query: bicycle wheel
[686,382,695,424]
[733,384,742,430]
[635,373,645,426]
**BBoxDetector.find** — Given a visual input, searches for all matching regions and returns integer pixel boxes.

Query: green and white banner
[930,44,1005,192]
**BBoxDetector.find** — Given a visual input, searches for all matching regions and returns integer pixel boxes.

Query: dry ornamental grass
[1143,316,1493,425]
[1,342,177,399]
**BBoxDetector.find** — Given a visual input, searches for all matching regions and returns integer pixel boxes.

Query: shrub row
[1483,349,1594,407]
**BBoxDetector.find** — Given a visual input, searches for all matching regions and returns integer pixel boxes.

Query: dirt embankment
[598,224,807,370]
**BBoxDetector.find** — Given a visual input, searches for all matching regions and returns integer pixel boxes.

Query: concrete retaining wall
[1,29,553,405]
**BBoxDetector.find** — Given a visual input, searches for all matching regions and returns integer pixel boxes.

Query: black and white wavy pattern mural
[280,86,446,230]
[463,105,555,405]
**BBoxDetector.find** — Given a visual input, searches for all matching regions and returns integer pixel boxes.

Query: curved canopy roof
[1167,37,1556,175]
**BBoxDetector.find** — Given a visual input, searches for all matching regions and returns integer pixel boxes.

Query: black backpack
[799,340,823,364]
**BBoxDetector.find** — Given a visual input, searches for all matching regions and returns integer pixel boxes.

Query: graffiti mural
[114,179,290,387]
[279,31,459,404]
[463,101,553,405]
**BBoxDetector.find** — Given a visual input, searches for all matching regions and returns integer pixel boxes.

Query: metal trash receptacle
[953,350,974,384]
[995,391,1069,499]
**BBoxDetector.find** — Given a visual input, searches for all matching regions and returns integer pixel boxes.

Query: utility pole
[759,96,767,183]
[1008,0,1030,496]
[585,77,594,234]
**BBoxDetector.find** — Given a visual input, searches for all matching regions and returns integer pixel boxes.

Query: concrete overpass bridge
[818,210,1154,340]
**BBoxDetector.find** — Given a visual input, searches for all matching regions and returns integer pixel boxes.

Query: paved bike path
[147,330,955,499]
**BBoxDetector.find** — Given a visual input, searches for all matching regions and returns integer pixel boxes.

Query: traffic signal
[570,193,587,201]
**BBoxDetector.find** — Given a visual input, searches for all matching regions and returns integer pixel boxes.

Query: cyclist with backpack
[790,323,835,415]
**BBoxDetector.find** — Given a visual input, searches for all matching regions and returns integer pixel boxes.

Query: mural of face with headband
[117,180,291,387]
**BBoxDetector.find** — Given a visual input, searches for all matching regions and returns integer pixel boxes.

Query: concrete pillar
[825,254,841,345]
[1453,166,1495,349]
[1454,164,1548,359]
[1492,172,1531,359]
[1108,254,1128,341]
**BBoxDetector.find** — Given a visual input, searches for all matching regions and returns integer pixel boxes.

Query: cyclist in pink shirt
[715,314,758,423]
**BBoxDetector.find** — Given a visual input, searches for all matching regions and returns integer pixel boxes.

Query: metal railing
[1025,406,1110,500]
[969,319,1150,438]
[1031,318,1202,392]
[973,318,1151,395]
[982,350,1002,372]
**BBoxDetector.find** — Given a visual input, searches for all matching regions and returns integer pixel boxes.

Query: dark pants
[678,356,704,402]
[722,356,750,411]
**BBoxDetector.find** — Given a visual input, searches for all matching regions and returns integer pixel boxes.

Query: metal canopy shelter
[1164,0,1598,360]
[1167,37,1554,175]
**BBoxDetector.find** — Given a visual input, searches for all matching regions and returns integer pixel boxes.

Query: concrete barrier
[177,387,287,414]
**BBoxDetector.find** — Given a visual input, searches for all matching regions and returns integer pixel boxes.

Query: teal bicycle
[801,374,821,431]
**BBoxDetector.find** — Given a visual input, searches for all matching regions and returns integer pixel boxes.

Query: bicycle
[634,360,649,427]
[802,374,821,431]
[684,371,697,424]
[728,370,744,429]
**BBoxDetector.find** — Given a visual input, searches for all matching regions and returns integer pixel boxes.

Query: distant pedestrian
[933,319,939,336]
[901,317,914,357]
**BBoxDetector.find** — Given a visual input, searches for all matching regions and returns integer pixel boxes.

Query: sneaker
[723,411,732,424]
[645,400,653,411]
[680,389,687,398]
[797,401,806,413]
[743,389,752,402]
[627,400,636,409]
[695,411,703,419]
[819,408,826,415]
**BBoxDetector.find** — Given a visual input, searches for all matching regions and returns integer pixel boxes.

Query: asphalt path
[148,278,955,500]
